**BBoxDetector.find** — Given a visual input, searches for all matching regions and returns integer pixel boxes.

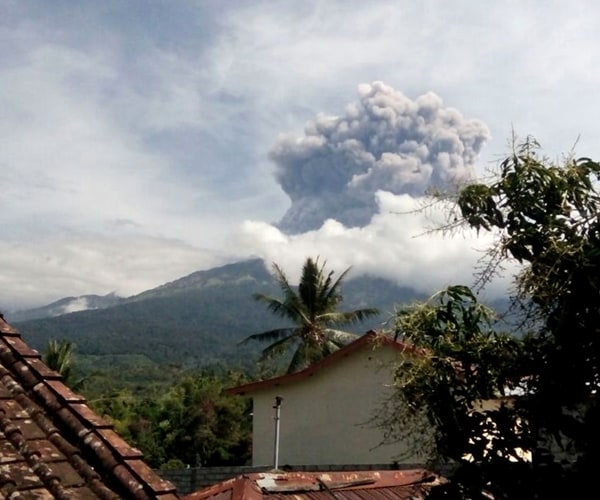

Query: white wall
[250,343,424,467]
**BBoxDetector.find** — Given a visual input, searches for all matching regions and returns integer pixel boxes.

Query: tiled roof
[228,331,419,396]
[182,469,444,500]
[0,313,179,499]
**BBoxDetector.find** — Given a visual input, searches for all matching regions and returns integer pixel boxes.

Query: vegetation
[90,368,252,469]
[382,286,526,497]
[240,257,380,374]
[14,259,408,471]
[385,137,600,498]
[18,280,278,370]
[43,338,75,382]
[15,259,408,376]
[39,342,251,469]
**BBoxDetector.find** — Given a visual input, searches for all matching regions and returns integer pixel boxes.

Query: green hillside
[13,259,421,390]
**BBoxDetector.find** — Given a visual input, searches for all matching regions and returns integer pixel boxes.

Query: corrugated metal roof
[183,469,445,500]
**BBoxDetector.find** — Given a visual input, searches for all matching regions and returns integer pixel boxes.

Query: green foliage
[90,369,252,468]
[43,338,87,390]
[241,257,380,373]
[381,286,524,467]
[43,338,74,382]
[456,138,600,459]
[76,355,187,401]
[15,260,405,376]
[388,137,600,497]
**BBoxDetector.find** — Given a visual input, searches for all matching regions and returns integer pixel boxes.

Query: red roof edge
[228,330,417,396]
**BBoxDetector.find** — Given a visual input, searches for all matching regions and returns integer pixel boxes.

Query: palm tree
[43,339,75,384]
[241,257,380,374]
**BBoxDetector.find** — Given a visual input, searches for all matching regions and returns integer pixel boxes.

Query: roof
[228,331,417,396]
[182,469,444,500]
[0,313,179,499]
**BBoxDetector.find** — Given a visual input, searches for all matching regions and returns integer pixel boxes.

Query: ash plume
[270,81,490,234]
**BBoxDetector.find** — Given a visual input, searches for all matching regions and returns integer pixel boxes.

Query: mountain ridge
[8,292,124,322]
[11,258,421,369]
[8,258,511,394]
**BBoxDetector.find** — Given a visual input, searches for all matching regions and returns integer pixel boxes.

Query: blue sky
[2,0,599,310]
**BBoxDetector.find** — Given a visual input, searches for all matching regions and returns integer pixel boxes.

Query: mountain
[9,293,124,322]
[127,257,274,302]
[11,259,421,373]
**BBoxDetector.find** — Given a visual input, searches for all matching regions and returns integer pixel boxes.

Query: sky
[2,0,600,311]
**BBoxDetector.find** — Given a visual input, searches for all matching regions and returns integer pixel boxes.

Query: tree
[456,137,600,493]
[386,137,600,498]
[92,369,252,468]
[44,339,75,383]
[241,257,379,374]
[383,286,529,498]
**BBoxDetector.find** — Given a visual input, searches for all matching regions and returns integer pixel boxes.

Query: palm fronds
[241,257,380,374]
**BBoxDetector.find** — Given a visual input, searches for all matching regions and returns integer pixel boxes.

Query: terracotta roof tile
[70,404,112,429]
[0,313,179,498]
[46,380,87,403]
[99,429,144,459]
[3,334,41,357]
[26,358,63,380]
[127,460,178,494]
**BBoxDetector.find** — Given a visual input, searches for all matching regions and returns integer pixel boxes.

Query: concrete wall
[250,343,424,467]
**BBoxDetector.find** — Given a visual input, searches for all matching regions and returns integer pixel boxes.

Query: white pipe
[273,396,283,470]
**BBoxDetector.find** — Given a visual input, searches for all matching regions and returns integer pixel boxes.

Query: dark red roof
[228,331,418,396]
[182,469,444,500]
[0,313,179,499]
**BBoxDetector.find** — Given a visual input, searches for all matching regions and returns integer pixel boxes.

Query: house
[228,331,427,468]
[0,313,178,499]
[182,469,444,500]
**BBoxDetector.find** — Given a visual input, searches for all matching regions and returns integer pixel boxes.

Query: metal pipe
[273,396,283,470]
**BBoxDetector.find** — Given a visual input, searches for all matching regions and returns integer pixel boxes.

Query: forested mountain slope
[13,259,420,371]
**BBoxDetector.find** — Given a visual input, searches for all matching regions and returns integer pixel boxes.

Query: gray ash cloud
[270,81,490,234]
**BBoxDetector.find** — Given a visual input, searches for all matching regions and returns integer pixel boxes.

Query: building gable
[229,332,424,467]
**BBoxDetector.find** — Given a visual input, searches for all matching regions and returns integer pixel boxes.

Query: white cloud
[60,297,91,315]
[234,191,516,299]
[0,232,227,311]
[1,0,599,310]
